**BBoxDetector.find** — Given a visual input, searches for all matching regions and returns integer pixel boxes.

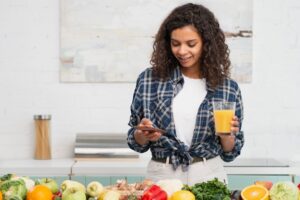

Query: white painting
[60,0,252,83]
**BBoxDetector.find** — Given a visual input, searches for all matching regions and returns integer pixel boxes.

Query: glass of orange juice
[213,101,236,135]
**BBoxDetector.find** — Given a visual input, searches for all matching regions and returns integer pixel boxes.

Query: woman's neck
[180,67,202,79]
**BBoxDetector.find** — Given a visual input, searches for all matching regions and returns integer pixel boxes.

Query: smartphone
[134,126,166,134]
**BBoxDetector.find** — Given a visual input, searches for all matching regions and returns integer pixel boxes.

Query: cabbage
[156,179,183,197]
[270,181,299,200]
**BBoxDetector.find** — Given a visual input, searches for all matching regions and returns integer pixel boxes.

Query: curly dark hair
[150,3,231,89]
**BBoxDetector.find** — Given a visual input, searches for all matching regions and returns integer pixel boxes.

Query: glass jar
[34,114,52,160]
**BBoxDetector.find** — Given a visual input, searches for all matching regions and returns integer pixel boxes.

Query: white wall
[0,0,299,161]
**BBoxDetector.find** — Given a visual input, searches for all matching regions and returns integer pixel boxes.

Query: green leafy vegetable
[182,178,230,200]
[270,181,299,200]
[0,174,14,182]
[0,179,27,200]
[127,194,138,200]
[7,195,23,200]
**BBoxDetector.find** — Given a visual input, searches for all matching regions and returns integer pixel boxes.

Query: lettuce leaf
[270,181,299,200]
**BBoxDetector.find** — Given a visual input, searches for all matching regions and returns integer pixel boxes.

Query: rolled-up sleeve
[221,86,244,161]
[127,73,150,153]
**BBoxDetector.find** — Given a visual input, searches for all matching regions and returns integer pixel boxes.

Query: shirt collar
[170,66,183,85]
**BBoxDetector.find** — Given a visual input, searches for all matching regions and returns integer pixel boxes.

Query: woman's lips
[178,56,192,64]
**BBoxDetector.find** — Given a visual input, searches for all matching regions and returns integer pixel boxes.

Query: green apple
[62,187,86,200]
[37,178,59,194]
[99,190,120,200]
[86,181,104,197]
[61,180,85,193]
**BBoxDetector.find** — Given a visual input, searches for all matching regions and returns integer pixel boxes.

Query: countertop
[0,158,299,177]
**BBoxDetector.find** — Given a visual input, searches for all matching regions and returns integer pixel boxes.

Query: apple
[99,190,120,200]
[60,180,86,193]
[86,181,104,197]
[37,178,59,194]
[62,188,86,200]
[255,181,273,190]
[52,191,62,200]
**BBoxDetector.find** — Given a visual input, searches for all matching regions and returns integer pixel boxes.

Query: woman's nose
[178,46,187,55]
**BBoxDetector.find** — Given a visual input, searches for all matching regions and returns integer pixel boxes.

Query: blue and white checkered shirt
[127,67,244,171]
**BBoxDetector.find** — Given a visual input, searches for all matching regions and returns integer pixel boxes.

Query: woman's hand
[134,118,162,145]
[230,116,240,134]
[219,116,239,152]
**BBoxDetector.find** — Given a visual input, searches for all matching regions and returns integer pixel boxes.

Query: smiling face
[170,25,203,78]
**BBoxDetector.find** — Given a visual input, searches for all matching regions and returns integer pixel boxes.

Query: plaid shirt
[127,67,244,171]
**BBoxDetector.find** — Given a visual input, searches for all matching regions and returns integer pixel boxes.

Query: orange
[241,184,269,200]
[170,190,195,200]
[0,191,3,200]
[26,185,53,200]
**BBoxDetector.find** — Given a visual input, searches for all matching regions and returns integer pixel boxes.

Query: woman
[127,3,244,185]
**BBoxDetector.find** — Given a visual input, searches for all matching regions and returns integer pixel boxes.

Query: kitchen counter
[0,159,74,176]
[72,159,147,176]
[0,158,299,178]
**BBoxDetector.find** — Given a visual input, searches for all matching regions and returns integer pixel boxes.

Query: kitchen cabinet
[30,176,69,186]
[85,176,111,186]
[69,176,143,186]
[293,176,300,184]
[227,175,291,190]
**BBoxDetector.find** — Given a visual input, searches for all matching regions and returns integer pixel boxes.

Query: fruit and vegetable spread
[1,174,300,200]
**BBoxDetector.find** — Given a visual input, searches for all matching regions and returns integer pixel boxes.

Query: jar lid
[34,115,51,120]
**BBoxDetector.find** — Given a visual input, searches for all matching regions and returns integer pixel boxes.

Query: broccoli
[0,174,15,182]
[0,179,27,200]
[7,195,23,200]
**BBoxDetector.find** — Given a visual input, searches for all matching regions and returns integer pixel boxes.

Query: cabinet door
[293,176,300,185]
[89,176,145,186]
[126,176,143,184]
[228,175,291,190]
[54,176,70,185]
[85,176,110,186]
[71,176,86,186]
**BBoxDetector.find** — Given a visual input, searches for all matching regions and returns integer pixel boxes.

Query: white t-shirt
[172,75,206,146]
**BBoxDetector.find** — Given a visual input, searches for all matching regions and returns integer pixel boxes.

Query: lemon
[170,190,195,200]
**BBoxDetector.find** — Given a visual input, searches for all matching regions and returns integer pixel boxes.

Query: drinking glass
[213,101,235,135]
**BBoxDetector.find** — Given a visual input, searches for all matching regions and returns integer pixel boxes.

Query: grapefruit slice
[241,184,269,200]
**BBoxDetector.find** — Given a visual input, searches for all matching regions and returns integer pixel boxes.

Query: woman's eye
[171,43,180,47]
[188,44,196,47]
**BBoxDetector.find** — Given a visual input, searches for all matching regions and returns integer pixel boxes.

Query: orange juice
[213,109,234,134]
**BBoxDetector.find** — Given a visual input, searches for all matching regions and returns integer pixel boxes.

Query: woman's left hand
[219,116,239,152]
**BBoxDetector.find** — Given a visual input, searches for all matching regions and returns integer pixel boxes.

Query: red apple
[255,181,273,190]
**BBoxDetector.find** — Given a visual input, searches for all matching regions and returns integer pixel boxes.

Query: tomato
[27,185,53,200]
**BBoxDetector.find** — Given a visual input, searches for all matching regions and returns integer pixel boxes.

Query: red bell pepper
[142,185,167,200]
[151,190,167,200]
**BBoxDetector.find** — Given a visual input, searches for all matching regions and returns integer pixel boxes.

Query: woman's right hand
[134,118,162,145]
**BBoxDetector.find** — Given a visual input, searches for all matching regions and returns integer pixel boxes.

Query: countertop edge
[1,158,299,176]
